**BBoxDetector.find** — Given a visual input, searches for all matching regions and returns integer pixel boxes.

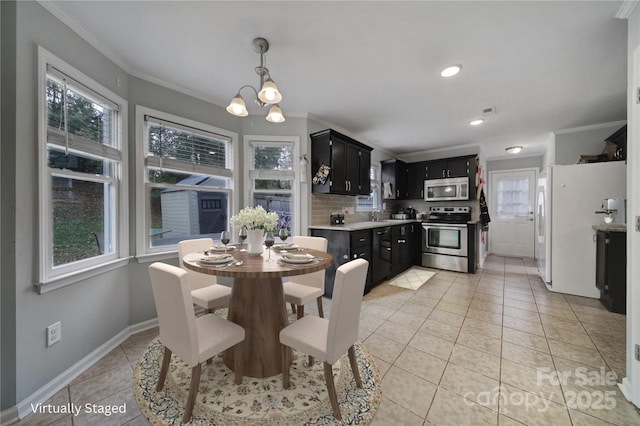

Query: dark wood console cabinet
[595,230,626,314]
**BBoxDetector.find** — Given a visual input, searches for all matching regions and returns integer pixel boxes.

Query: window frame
[37,46,129,291]
[356,164,380,212]
[244,135,300,236]
[135,106,239,260]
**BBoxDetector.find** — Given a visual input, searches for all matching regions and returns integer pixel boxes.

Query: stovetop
[423,206,471,224]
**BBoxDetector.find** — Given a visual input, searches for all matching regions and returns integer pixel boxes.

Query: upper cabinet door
[359,149,371,195]
[425,160,448,179]
[330,136,349,193]
[407,161,427,199]
[446,157,471,178]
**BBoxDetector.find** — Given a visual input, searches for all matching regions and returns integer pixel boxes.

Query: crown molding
[37,1,256,113]
[37,1,132,73]
[616,0,638,19]
[553,119,627,135]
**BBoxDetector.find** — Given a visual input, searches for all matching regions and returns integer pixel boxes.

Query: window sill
[135,251,178,264]
[35,257,133,294]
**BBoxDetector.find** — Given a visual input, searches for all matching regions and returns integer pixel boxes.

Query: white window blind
[145,115,232,177]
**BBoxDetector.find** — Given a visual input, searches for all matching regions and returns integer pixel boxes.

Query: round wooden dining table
[182,246,332,378]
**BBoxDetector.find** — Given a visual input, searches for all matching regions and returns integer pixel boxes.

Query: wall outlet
[635,344,640,361]
[636,216,640,232]
[47,321,61,347]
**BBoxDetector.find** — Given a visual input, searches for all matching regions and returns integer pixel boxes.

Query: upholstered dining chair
[148,262,245,424]
[283,236,328,319]
[279,258,369,420]
[178,238,232,313]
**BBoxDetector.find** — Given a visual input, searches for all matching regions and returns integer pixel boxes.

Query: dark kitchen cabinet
[372,226,392,285]
[425,160,448,179]
[411,222,422,265]
[311,129,373,196]
[407,161,428,199]
[391,224,413,277]
[595,230,626,314]
[425,155,476,179]
[310,228,372,297]
[381,159,408,200]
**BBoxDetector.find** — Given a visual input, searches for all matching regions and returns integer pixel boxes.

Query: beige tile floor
[16,255,640,425]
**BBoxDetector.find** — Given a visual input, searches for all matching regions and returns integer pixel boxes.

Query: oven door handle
[422,223,468,230]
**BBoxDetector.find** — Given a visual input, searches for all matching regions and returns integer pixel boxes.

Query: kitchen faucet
[370,209,380,221]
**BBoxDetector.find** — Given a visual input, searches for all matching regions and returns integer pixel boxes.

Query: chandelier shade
[227,37,285,123]
[258,78,282,104]
[266,104,285,123]
[226,94,249,117]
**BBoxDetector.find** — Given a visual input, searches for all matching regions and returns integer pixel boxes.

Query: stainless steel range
[422,206,471,273]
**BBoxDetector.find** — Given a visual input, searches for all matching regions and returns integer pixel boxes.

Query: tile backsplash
[310,194,384,225]
[310,193,480,226]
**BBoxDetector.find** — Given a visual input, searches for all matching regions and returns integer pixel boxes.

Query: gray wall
[554,121,626,165]
[1,0,17,410]
[6,1,130,405]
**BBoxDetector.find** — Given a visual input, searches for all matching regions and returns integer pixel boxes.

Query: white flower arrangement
[230,205,279,231]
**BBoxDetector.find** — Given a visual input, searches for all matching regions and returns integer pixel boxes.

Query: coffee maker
[596,198,626,224]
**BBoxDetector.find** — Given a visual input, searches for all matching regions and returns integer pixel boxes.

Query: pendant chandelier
[226,37,285,123]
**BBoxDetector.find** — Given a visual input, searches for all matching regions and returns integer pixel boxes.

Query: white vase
[246,229,264,255]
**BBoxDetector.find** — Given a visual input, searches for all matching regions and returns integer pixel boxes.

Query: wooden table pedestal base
[222,277,292,378]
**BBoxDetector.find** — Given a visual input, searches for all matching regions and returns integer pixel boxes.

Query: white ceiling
[46,0,628,160]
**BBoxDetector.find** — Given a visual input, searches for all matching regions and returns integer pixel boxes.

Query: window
[246,136,299,234]
[496,176,530,218]
[356,165,380,212]
[38,47,129,287]
[136,107,237,255]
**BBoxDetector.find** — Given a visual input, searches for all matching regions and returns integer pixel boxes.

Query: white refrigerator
[538,162,626,298]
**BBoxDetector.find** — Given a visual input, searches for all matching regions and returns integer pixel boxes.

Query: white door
[489,169,537,257]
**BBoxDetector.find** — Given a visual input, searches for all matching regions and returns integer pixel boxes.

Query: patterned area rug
[387,266,436,290]
[133,337,381,425]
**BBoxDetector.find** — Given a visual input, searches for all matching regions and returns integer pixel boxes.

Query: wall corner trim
[616,1,638,19]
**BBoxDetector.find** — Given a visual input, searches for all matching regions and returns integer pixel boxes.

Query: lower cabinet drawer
[350,230,371,249]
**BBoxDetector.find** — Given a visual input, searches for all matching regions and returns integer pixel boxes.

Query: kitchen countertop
[308,219,419,231]
[309,219,482,231]
[592,223,627,232]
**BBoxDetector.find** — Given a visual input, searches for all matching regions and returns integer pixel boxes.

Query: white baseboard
[619,377,633,401]
[6,318,158,423]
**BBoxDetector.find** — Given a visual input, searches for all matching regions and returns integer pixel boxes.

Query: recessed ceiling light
[440,65,462,77]
[469,119,484,126]
[505,146,523,154]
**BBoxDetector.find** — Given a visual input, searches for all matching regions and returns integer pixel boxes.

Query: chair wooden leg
[183,364,201,424]
[348,345,363,388]
[234,343,242,385]
[282,344,290,389]
[156,347,172,392]
[316,296,324,318]
[290,303,297,314]
[296,305,304,320]
[308,355,314,367]
[324,362,342,420]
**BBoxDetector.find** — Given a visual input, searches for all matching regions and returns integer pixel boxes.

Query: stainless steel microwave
[424,177,469,201]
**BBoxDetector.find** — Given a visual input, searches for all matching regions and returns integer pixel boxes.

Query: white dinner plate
[280,254,315,264]
[199,254,234,265]
[207,245,236,253]
[273,243,298,251]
